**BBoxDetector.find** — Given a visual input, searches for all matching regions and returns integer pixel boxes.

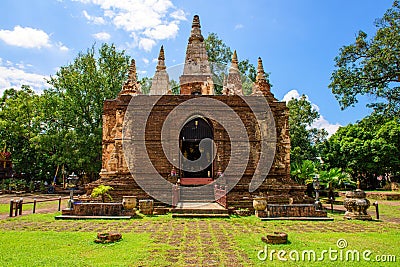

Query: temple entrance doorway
[179,117,213,184]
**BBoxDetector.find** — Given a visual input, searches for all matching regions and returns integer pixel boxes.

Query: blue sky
[0,0,394,135]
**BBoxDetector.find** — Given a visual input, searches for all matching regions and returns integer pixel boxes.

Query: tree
[321,115,400,189]
[204,33,262,95]
[0,86,53,180]
[169,79,180,95]
[44,43,130,180]
[287,95,328,166]
[329,1,400,116]
[139,77,152,95]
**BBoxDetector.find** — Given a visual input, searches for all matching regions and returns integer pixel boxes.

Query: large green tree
[0,86,53,180]
[287,95,328,167]
[329,1,400,116]
[42,43,130,180]
[321,115,400,188]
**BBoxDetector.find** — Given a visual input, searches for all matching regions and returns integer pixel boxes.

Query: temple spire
[128,59,137,81]
[180,15,213,95]
[252,57,275,99]
[222,50,243,95]
[119,59,141,96]
[230,50,239,72]
[150,45,170,95]
[256,57,266,82]
[156,45,166,71]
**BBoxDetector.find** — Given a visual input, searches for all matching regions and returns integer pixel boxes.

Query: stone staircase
[172,202,229,218]
[171,185,229,218]
[178,185,215,203]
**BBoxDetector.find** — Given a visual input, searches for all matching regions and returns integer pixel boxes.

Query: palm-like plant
[290,160,317,185]
[319,168,355,190]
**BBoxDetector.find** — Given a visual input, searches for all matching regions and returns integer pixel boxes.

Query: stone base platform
[266,204,327,218]
[344,213,372,221]
[61,202,137,217]
[55,215,133,220]
[260,217,333,221]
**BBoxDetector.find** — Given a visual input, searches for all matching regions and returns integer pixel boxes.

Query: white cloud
[75,0,186,52]
[143,22,179,40]
[234,24,244,30]
[170,10,187,20]
[56,41,69,52]
[0,26,69,51]
[282,89,341,136]
[142,57,149,64]
[92,32,111,41]
[139,38,156,52]
[282,89,301,102]
[312,116,341,137]
[83,10,106,25]
[0,26,51,49]
[0,58,48,95]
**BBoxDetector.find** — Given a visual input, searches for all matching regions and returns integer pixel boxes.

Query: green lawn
[0,231,154,266]
[236,229,399,266]
[0,202,399,266]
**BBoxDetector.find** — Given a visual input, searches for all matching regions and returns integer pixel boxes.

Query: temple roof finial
[189,15,204,42]
[128,59,137,81]
[151,46,169,95]
[158,45,165,61]
[156,45,166,71]
[223,50,243,95]
[119,58,141,96]
[256,57,266,82]
[230,50,239,72]
[232,50,238,63]
[192,15,200,29]
[252,56,275,98]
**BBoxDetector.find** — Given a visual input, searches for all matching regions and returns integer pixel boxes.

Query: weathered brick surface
[267,204,327,217]
[87,92,308,208]
[86,15,312,210]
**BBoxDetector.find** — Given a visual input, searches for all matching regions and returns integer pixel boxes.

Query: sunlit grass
[0,231,154,266]
[0,198,399,266]
[236,231,399,266]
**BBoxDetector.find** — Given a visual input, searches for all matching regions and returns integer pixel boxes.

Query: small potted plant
[91,185,114,203]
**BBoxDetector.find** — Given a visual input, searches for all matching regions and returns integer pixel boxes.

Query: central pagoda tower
[179,15,214,95]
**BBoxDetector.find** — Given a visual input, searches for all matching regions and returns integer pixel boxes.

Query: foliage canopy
[329,0,400,116]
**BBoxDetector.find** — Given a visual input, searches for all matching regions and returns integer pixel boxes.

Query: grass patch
[236,230,400,266]
[0,204,10,214]
[0,200,399,266]
[376,201,400,219]
[0,231,154,266]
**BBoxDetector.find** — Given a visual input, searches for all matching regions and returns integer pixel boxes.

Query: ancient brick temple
[87,15,312,210]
